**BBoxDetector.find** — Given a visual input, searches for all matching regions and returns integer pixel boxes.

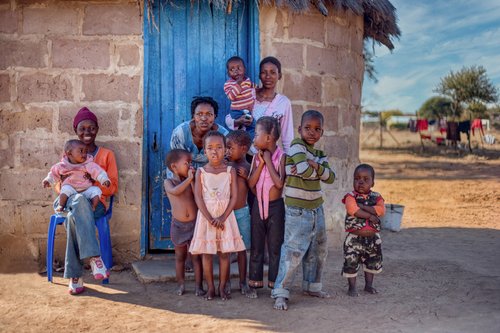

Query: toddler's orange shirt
[344,192,385,217]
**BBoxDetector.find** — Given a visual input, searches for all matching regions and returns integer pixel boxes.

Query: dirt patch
[1,148,499,332]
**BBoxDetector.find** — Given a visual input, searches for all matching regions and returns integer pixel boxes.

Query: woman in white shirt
[225,56,294,154]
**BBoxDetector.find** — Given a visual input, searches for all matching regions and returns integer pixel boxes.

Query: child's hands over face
[103,180,111,187]
[236,166,249,179]
[43,180,51,188]
[188,167,195,180]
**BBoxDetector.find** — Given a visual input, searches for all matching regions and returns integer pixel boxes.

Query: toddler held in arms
[224,56,256,138]
[43,139,110,212]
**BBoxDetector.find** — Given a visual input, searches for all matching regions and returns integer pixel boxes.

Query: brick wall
[0,0,143,266]
[259,6,364,245]
[0,1,364,266]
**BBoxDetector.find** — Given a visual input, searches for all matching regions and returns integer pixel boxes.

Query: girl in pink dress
[189,131,245,300]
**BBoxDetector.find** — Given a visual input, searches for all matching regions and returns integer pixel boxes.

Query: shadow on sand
[30,227,500,332]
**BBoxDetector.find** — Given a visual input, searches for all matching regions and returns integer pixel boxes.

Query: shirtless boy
[164,149,205,296]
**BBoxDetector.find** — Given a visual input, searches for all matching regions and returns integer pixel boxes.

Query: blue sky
[362,0,500,114]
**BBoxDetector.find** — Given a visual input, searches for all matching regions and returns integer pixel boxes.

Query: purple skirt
[170,218,196,246]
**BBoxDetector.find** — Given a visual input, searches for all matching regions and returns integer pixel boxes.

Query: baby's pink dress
[189,166,246,254]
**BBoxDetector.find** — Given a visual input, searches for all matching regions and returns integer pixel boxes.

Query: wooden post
[379,112,383,148]
[468,115,472,152]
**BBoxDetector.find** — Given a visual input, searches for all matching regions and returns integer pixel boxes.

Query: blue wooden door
[143,0,259,251]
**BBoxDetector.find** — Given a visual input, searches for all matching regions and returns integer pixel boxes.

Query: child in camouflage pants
[341,164,385,296]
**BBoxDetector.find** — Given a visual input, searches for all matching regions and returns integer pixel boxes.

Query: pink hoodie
[44,155,109,192]
[254,146,284,220]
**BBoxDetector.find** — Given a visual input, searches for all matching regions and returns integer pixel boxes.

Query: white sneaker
[90,257,110,280]
[68,277,85,295]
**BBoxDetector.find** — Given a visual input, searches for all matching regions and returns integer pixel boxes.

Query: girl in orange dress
[189,131,245,300]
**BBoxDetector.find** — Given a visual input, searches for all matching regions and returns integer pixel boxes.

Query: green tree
[418,96,453,119]
[467,102,488,118]
[381,109,403,124]
[363,109,402,126]
[434,65,498,118]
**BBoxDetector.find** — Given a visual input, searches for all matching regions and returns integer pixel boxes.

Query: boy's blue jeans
[271,205,328,300]
[53,193,105,278]
[230,109,255,138]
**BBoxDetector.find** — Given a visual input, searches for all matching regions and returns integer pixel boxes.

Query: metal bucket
[380,204,404,232]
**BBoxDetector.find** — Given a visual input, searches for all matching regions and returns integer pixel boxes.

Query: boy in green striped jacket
[272,110,335,310]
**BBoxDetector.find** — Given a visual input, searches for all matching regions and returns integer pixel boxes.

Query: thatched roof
[147,0,400,50]
[265,0,400,50]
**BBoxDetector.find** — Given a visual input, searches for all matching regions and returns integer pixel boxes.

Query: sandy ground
[1,139,500,332]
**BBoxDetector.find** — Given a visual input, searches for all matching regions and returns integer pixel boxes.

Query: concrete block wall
[259,6,364,245]
[0,0,143,267]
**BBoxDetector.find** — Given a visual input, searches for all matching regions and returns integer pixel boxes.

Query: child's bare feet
[364,286,378,294]
[195,286,207,297]
[205,288,215,300]
[347,277,358,297]
[246,287,258,299]
[273,297,288,310]
[303,290,331,298]
[239,281,250,295]
[58,194,68,212]
[185,261,193,273]
[219,285,230,301]
[176,284,185,296]
[348,288,359,297]
[224,280,231,295]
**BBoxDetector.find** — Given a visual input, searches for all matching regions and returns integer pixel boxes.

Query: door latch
[152,132,158,152]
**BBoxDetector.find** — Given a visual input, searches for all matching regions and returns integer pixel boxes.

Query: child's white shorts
[60,184,102,200]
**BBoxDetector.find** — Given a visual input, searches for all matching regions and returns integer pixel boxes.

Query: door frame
[140,0,260,257]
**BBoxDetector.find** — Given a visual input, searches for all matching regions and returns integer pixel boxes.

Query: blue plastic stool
[47,196,114,285]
